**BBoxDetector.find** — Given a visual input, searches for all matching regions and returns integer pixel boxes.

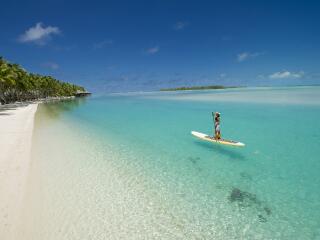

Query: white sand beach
[0,103,38,240]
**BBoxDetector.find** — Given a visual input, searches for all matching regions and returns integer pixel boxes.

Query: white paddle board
[191,131,245,147]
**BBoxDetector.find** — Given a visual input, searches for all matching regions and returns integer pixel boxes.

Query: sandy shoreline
[0,103,38,240]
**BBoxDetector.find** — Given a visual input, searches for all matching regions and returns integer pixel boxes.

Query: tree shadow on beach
[0,112,13,116]
[193,140,246,161]
[0,103,30,116]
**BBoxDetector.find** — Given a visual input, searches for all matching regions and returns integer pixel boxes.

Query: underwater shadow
[193,140,246,161]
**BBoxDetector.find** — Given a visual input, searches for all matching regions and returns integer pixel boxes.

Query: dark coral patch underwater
[229,187,272,223]
[187,156,202,172]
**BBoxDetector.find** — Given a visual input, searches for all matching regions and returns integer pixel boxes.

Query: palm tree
[0,57,86,104]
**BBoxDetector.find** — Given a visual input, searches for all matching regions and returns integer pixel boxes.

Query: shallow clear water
[17,87,320,239]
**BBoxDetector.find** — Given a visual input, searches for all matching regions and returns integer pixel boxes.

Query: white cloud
[237,51,265,62]
[19,22,60,45]
[93,40,113,49]
[237,52,249,62]
[145,46,159,55]
[43,62,59,70]
[173,21,188,30]
[269,70,304,79]
[219,73,227,78]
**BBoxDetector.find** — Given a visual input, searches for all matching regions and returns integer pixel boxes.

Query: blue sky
[1,0,319,92]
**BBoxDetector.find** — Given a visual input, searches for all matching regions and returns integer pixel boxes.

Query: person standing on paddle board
[213,112,221,139]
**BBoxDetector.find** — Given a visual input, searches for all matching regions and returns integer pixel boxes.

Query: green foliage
[0,57,86,104]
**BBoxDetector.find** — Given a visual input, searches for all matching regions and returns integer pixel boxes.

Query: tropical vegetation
[0,57,86,104]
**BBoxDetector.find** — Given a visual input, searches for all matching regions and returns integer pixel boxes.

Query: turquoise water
[18,87,320,239]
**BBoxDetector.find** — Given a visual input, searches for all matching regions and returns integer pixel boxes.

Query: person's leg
[217,131,221,139]
[214,132,220,139]
[215,124,221,139]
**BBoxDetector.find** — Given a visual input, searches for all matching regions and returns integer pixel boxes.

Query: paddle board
[191,131,245,147]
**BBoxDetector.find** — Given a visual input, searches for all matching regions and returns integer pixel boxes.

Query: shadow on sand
[0,112,13,116]
[0,103,30,116]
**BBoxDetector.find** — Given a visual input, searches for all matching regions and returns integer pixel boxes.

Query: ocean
[17,86,320,239]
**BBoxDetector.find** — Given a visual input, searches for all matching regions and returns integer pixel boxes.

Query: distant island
[0,57,88,104]
[160,85,239,91]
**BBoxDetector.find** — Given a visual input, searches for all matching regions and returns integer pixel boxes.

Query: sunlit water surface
[16,87,320,239]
